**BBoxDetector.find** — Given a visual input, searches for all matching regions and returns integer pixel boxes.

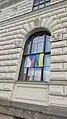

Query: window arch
[19,31,51,82]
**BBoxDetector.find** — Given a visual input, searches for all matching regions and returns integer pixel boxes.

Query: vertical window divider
[41,34,46,81]
[30,37,33,54]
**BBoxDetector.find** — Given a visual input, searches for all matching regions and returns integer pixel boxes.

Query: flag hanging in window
[24,54,44,68]
[39,53,44,67]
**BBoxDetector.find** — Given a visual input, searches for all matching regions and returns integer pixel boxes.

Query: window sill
[16,80,50,85]
[16,80,67,85]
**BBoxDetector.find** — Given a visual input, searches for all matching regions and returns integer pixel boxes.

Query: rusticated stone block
[14,114,67,119]
[51,48,62,55]
[51,40,66,48]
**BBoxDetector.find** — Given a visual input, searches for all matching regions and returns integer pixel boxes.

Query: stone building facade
[0,0,67,119]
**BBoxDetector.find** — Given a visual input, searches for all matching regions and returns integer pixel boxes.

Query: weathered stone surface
[0,100,67,119]
[0,0,67,119]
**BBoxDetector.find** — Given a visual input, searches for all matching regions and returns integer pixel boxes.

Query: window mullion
[41,35,46,81]
[26,68,29,81]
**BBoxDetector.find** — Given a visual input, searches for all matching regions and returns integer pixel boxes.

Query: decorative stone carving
[34,18,39,26]
[14,40,22,48]
[14,40,23,48]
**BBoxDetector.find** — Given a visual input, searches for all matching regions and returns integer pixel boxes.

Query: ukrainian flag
[39,54,44,67]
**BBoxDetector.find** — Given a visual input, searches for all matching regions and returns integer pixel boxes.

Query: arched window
[19,31,51,82]
[33,0,51,10]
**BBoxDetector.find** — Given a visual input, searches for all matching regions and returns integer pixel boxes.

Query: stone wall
[0,0,66,106]
[0,0,67,118]
[0,0,65,22]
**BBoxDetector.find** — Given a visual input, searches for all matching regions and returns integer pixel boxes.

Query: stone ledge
[0,99,67,118]
[0,99,10,106]
[16,80,67,85]
[10,101,67,118]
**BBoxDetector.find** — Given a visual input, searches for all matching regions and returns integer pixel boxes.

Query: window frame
[33,0,51,10]
[19,31,51,82]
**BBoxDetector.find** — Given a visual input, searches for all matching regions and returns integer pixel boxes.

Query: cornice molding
[0,0,67,27]
[0,0,22,9]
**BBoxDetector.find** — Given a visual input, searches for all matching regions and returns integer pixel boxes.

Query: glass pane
[34,68,41,81]
[45,41,51,52]
[38,35,44,42]
[24,44,31,54]
[24,55,36,68]
[27,68,34,81]
[34,0,39,5]
[31,43,37,53]
[46,35,50,42]
[39,0,44,4]
[22,68,27,81]
[37,42,44,53]
[45,0,50,3]
[44,54,50,67]
[33,37,38,43]
[33,6,38,10]
[39,4,44,8]
[43,67,50,82]
[24,56,31,68]
[24,57,28,67]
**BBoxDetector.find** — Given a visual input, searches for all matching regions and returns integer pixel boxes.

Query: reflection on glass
[44,55,50,66]
[22,68,27,81]
[43,67,50,82]
[37,42,44,53]
[39,4,44,8]
[38,36,44,42]
[24,44,31,54]
[39,0,44,4]
[34,68,41,81]
[46,0,50,2]
[33,0,51,10]
[24,57,28,67]
[33,37,38,43]
[45,41,51,52]
[34,0,39,5]
[31,43,37,53]
[46,35,50,42]
[45,35,51,52]
[24,57,31,68]
[27,68,34,81]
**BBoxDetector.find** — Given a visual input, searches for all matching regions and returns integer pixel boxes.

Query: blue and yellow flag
[39,54,44,67]
[25,54,44,68]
